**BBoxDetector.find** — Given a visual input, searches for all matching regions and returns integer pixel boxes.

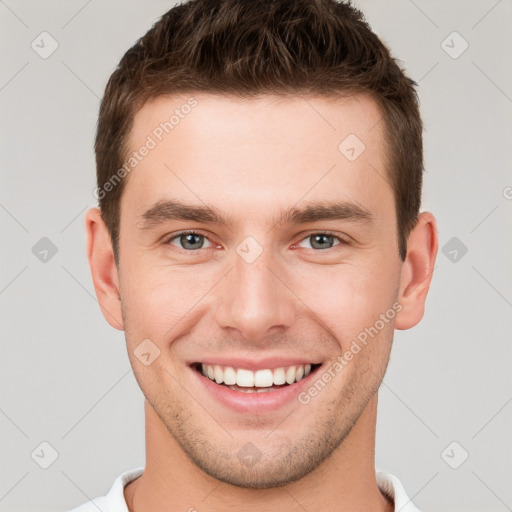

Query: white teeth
[199,363,316,388]
[236,368,254,387]
[273,367,286,385]
[285,365,296,385]
[254,369,273,387]
[214,365,224,384]
[223,366,237,385]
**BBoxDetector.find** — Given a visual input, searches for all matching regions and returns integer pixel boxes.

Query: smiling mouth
[191,362,322,393]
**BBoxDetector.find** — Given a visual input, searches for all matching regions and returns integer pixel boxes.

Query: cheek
[120,261,217,338]
[291,259,399,346]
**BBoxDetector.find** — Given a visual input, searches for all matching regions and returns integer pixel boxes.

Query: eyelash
[164,230,349,252]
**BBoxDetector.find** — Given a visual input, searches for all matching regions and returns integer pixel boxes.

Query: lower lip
[192,365,320,414]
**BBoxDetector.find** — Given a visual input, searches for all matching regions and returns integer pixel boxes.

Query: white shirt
[66,467,420,512]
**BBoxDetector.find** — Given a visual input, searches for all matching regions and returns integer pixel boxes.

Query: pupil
[311,234,333,249]
[182,233,203,250]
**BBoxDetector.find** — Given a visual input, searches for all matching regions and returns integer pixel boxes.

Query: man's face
[116,93,402,487]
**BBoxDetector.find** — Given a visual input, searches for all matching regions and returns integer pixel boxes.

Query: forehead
[121,92,393,229]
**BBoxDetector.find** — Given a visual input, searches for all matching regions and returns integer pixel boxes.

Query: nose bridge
[214,240,295,339]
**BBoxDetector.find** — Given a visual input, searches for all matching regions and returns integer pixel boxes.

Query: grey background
[1,1,511,511]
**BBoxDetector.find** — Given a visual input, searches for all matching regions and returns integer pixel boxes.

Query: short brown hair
[95,0,423,263]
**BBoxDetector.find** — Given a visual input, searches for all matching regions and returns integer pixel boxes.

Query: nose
[213,247,296,341]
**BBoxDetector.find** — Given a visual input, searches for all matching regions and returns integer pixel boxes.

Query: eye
[166,231,213,251]
[164,231,347,252]
[295,232,345,250]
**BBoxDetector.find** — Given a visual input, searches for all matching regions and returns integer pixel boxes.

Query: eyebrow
[138,198,375,230]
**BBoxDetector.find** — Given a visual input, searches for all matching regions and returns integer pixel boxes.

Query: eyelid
[164,229,349,251]
[165,230,215,250]
[291,230,350,249]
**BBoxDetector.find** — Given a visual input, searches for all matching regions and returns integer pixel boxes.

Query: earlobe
[395,211,438,330]
[85,207,124,330]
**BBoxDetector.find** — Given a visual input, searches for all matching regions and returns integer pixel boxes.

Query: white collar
[68,466,420,512]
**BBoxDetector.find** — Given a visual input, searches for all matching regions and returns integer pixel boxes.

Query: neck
[125,395,393,512]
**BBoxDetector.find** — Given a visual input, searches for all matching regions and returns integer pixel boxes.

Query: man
[69,0,438,510]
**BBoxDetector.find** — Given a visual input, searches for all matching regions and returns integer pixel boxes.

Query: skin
[86,93,438,512]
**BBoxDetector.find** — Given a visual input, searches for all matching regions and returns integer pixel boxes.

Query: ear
[395,211,438,330]
[85,207,124,330]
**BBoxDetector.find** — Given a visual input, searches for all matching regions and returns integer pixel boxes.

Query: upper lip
[190,357,322,372]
